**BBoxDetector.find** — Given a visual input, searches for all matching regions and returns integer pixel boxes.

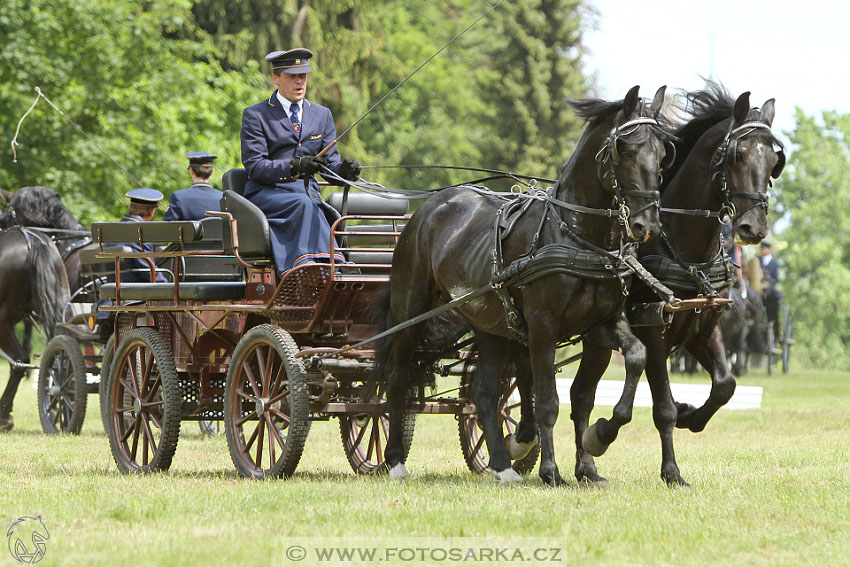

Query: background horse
[721,284,769,376]
[574,82,784,487]
[0,227,71,431]
[376,85,670,486]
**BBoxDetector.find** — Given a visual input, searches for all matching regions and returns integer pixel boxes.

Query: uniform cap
[126,188,164,205]
[265,48,313,74]
[185,152,218,165]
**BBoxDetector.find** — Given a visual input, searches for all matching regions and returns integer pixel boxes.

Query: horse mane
[0,186,83,230]
[568,97,624,129]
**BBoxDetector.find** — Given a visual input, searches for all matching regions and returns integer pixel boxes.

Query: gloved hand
[290,155,327,177]
[339,158,361,181]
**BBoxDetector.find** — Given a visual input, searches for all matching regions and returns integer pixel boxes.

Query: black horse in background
[574,82,784,487]
[0,228,70,431]
[0,187,83,432]
[721,284,769,376]
[376,85,671,486]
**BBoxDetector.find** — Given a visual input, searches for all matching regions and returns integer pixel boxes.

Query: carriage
[72,169,535,476]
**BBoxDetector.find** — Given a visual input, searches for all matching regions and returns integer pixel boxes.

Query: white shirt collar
[276,92,302,117]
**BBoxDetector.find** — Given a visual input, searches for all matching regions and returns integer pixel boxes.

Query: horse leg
[569,342,610,485]
[582,317,647,457]
[641,331,689,487]
[524,330,566,487]
[677,324,736,433]
[504,350,538,460]
[0,332,29,432]
[384,324,424,479]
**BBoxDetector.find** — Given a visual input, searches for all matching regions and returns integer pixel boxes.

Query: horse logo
[6,516,50,564]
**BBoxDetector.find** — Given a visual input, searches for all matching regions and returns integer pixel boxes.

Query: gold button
[298,143,302,147]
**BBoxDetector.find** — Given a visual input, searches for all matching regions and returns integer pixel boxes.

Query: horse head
[0,186,84,231]
[567,85,671,245]
[719,93,785,244]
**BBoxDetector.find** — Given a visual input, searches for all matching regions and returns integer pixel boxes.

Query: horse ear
[623,85,640,117]
[649,85,667,118]
[733,91,751,124]
[760,98,776,126]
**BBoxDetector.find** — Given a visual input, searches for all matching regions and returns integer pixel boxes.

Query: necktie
[289,102,301,135]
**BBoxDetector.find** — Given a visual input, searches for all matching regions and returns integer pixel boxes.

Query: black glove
[339,158,361,181]
[290,155,327,177]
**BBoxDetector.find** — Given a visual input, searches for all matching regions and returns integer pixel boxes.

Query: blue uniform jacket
[119,214,167,283]
[163,182,221,221]
[240,92,345,272]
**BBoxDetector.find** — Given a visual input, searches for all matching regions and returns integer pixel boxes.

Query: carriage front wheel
[781,304,792,374]
[37,335,88,435]
[106,328,182,474]
[224,324,309,479]
[339,382,415,475]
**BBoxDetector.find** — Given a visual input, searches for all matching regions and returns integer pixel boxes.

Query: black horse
[376,86,671,486]
[573,82,784,487]
[721,284,769,376]
[0,227,71,431]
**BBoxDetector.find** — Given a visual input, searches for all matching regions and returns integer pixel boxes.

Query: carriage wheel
[99,334,116,434]
[37,335,88,435]
[781,304,792,374]
[339,382,415,475]
[106,328,181,474]
[224,324,309,479]
[457,352,539,475]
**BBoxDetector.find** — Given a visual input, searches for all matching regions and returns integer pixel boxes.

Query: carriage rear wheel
[339,382,415,475]
[37,335,88,435]
[766,326,776,376]
[781,304,792,374]
[224,324,309,479]
[99,334,116,434]
[457,353,539,475]
[106,328,181,474]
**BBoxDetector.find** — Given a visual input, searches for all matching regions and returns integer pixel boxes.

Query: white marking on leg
[389,463,409,480]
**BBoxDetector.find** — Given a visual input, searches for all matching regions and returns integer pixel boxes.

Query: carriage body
[90,171,525,477]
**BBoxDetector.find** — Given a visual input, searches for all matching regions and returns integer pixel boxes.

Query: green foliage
[772,108,850,370]
[1,0,592,224]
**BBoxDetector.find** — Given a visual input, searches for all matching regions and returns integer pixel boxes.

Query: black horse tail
[30,233,70,340]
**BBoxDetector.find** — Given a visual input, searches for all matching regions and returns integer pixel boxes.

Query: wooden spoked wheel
[106,328,181,474]
[37,335,88,435]
[339,383,414,475]
[781,304,792,374]
[224,324,309,479]
[458,353,539,475]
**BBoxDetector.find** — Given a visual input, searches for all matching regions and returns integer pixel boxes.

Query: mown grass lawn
[1,364,848,567]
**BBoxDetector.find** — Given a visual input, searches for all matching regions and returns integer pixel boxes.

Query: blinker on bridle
[595,116,663,236]
[712,119,785,224]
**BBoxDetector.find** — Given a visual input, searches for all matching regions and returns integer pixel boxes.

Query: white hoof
[504,433,539,460]
[489,467,523,484]
[389,463,410,480]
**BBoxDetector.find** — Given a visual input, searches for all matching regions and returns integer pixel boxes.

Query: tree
[772,108,850,370]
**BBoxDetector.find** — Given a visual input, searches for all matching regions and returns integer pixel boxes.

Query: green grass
[1,365,849,567]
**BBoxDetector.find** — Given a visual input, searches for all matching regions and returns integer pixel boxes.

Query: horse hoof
[663,473,691,490]
[582,423,610,457]
[539,470,569,488]
[0,415,14,433]
[389,463,410,480]
[675,403,696,429]
[576,469,608,488]
[490,467,523,484]
[504,433,538,460]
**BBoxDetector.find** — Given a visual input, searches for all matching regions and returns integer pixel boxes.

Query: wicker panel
[271,265,331,321]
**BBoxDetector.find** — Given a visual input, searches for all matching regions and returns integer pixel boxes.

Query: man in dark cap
[240,47,361,274]
[120,188,167,283]
[164,152,221,221]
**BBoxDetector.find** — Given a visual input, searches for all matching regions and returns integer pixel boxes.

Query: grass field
[1,364,848,567]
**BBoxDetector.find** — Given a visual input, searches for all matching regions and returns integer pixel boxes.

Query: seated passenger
[163,152,221,221]
[240,47,360,274]
[120,188,167,283]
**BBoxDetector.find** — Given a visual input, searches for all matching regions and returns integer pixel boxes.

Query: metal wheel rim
[43,349,75,431]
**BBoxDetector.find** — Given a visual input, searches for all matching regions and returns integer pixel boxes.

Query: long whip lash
[10,87,144,188]
[318,0,506,156]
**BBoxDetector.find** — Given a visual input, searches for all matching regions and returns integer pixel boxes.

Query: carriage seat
[219,190,272,261]
[161,217,243,282]
[99,281,245,301]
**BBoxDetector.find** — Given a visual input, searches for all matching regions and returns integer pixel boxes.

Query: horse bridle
[595,116,663,236]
